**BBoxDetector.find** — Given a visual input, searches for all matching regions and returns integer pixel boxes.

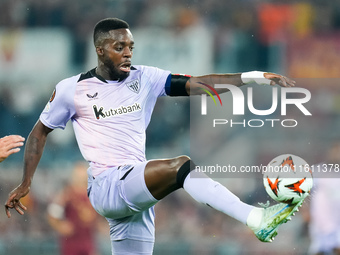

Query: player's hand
[0,135,25,162]
[264,73,296,87]
[58,221,75,236]
[5,184,29,218]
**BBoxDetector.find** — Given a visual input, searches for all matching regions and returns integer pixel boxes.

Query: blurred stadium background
[1,0,340,254]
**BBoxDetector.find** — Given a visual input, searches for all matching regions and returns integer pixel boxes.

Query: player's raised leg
[144,156,305,242]
[145,156,253,224]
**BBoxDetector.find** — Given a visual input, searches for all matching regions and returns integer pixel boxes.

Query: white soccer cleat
[247,200,304,242]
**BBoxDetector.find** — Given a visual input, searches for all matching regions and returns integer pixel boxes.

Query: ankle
[246,207,263,229]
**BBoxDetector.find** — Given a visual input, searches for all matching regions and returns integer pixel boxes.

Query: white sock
[246,207,264,229]
[183,172,254,225]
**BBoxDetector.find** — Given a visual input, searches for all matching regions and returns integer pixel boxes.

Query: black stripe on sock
[176,160,196,188]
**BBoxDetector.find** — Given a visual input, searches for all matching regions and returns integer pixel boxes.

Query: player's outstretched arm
[0,135,25,162]
[186,72,295,95]
[5,120,53,218]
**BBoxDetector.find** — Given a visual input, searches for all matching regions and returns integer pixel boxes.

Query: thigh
[89,164,157,243]
[88,163,158,219]
[88,166,131,219]
[118,162,158,212]
[106,207,156,243]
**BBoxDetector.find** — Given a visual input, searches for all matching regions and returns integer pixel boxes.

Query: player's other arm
[186,72,295,96]
[0,135,25,162]
[5,120,53,218]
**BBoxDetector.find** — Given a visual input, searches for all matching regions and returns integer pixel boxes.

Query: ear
[96,46,104,56]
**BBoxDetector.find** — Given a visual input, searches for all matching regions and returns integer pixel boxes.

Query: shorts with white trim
[111,239,154,255]
[87,161,158,243]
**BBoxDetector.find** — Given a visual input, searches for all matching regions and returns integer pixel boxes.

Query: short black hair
[93,18,129,46]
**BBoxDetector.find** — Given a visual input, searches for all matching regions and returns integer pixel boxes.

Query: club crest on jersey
[126,79,140,93]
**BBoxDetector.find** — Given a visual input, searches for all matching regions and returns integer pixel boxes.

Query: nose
[123,47,132,58]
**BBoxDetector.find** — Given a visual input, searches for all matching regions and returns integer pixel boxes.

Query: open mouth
[119,62,131,72]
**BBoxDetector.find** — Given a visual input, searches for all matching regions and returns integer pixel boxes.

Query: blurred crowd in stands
[1,0,340,69]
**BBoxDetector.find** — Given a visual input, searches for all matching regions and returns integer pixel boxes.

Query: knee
[160,155,192,190]
[147,155,191,178]
[144,156,192,199]
[168,155,191,172]
[154,155,191,180]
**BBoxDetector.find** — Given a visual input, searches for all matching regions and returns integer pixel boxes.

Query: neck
[95,65,117,81]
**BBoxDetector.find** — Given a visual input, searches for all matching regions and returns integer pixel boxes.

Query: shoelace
[258,200,271,208]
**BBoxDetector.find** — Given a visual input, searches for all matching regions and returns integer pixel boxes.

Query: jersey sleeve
[141,66,171,97]
[40,76,78,130]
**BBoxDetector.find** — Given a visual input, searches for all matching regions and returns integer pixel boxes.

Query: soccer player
[5,18,303,254]
[47,161,100,255]
[0,135,25,162]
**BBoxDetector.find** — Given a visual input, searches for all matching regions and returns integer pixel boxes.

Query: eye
[129,46,134,51]
[115,46,123,51]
